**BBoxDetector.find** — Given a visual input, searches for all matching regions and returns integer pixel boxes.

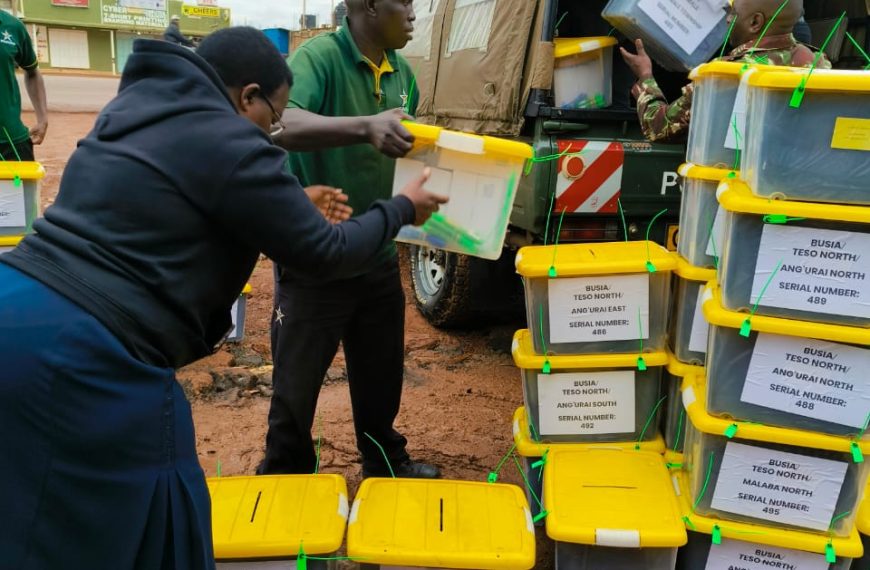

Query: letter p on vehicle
[661,171,679,195]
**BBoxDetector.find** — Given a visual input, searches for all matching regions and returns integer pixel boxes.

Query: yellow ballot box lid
[241,283,252,295]
[674,471,864,557]
[512,329,668,369]
[554,36,618,58]
[681,374,870,453]
[516,240,677,278]
[402,121,533,160]
[0,161,45,180]
[512,406,665,457]
[858,482,870,535]
[346,478,536,569]
[674,255,716,283]
[678,162,734,183]
[665,352,705,378]
[748,67,870,93]
[208,474,348,559]
[701,284,870,346]
[543,448,687,547]
[689,60,749,80]
[0,235,23,248]
[717,178,870,224]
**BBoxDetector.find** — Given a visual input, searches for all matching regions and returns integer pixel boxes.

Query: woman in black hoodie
[0,28,444,569]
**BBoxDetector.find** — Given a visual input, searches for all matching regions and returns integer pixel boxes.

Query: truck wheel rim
[416,247,445,298]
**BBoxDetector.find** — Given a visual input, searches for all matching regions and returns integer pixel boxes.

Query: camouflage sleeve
[631,78,694,143]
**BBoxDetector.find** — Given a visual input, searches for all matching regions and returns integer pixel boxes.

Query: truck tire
[408,245,524,328]
[409,245,477,327]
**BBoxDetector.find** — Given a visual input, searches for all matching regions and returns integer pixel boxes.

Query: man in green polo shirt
[1,10,47,161]
[260,0,441,479]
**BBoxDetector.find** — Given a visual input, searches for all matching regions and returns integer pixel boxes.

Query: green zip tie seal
[539,305,551,374]
[724,423,738,439]
[644,209,668,272]
[791,12,847,109]
[363,432,396,478]
[216,459,222,478]
[617,198,629,242]
[763,215,806,224]
[682,515,696,530]
[666,462,683,469]
[826,542,836,563]
[13,175,20,187]
[712,524,722,544]
[489,443,518,484]
[739,318,753,338]
[742,259,784,337]
[637,356,647,371]
[851,442,864,464]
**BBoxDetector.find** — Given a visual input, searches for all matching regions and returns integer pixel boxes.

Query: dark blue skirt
[0,263,215,570]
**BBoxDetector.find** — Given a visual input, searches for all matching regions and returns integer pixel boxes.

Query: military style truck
[398,0,868,327]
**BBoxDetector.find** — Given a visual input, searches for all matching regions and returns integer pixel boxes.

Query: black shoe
[363,459,441,479]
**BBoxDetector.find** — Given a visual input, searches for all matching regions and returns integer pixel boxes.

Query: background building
[5,0,230,74]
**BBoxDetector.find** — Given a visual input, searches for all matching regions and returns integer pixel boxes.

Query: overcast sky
[211,0,340,30]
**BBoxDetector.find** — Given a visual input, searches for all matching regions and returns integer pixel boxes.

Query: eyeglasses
[258,93,286,137]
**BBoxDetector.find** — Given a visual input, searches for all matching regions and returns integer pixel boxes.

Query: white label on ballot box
[687,287,709,354]
[548,274,649,344]
[710,441,848,531]
[741,333,870,429]
[229,299,239,334]
[752,225,870,319]
[638,0,727,55]
[537,371,635,436]
[0,180,26,228]
[704,539,829,570]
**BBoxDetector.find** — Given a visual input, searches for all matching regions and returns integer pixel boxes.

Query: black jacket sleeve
[213,143,415,280]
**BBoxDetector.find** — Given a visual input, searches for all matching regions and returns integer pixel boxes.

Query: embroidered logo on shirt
[1,30,15,46]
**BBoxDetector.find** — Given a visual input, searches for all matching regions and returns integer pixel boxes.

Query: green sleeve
[287,46,326,113]
[15,20,38,70]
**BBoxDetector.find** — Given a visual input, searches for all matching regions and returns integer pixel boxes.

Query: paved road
[18,74,121,113]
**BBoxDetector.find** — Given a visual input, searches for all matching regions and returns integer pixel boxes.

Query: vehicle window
[403,0,443,59]
[446,0,496,54]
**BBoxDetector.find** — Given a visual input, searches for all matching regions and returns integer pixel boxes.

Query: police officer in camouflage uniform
[621,0,830,143]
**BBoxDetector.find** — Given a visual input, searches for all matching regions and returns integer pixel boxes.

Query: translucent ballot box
[702,283,870,438]
[856,485,870,570]
[686,62,747,169]
[0,161,44,236]
[602,0,729,72]
[673,471,863,570]
[553,37,617,110]
[676,164,732,269]
[209,474,349,569]
[347,478,536,570]
[742,69,870,205]
[544,448,687,569]
[0,235,22,255]
[716,179,870,327]
[511,406,665,527]
[681,376,870,537]
[226,284,252,343]
[670,257,716,366]
[392,123,532,260]
[517,241,676,355]
[513,329,666,444]
[663,357,704,456]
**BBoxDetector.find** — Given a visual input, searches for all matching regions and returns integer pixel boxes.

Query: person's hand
[399,167,449,226]
[365,108,415,158]
[304,185,353,224]
[29,122,48,145]
[619,39,654,81]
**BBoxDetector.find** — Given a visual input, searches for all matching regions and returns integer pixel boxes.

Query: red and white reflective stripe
[554,140,624,214]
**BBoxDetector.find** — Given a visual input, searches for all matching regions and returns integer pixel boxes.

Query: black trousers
[0,138,34,161]
[259,258,410,475]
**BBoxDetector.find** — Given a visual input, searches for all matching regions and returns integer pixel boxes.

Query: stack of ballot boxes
[673,63,870,567]
[514,241,687,567]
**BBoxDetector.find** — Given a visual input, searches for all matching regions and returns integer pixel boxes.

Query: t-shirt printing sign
[742,332,870,428]
[752,225,870,319]
[638,0,727,54]
[711,442,848,531]
[704,539,829,570]
[537,371,635,436]
[547,274,649,343]
[0,180,26,228]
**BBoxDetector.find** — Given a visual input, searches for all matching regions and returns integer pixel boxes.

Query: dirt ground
[28,112,555,568]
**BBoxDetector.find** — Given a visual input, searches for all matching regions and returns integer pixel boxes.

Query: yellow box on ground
[346,478,535,569]
[208,474,348,561]
[543,448,686,569]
